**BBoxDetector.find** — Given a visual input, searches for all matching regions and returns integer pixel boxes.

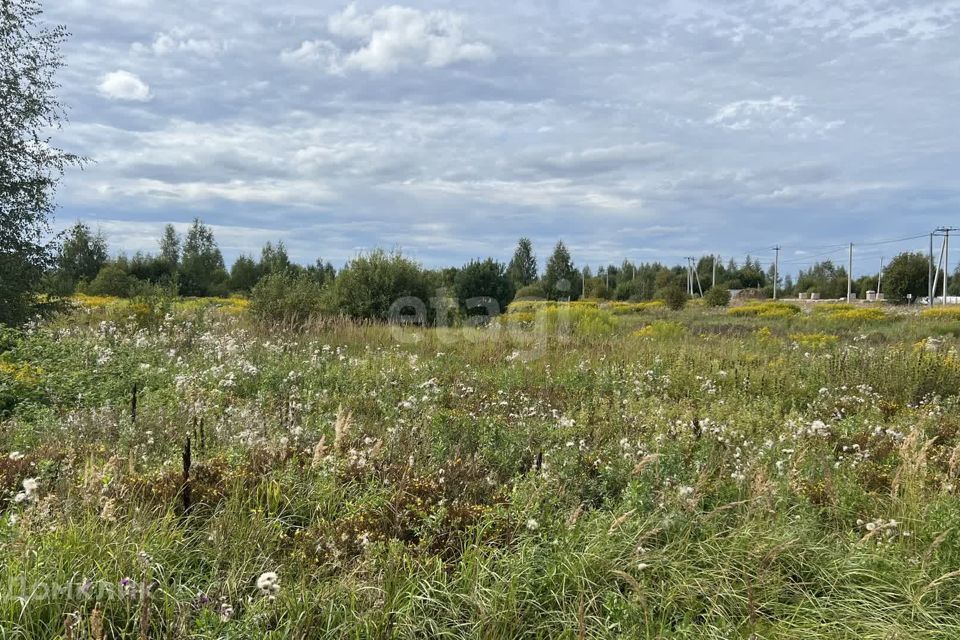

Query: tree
[0,0,80,324]
[506,238,538,288]
[658,285,688,310]
[454,258,515,315]
[795,260,849,299]
[52,222,107,294]
[305,259,336,287]
[159,224,181,269]
[229,255,259,293]
[87,262,135,297]
[704,286,731,307]
[259,241,293,277]
[543,241,578,300]
[883,252,928,304]
[179,219,228,297]
[329,250,431,321]
[250,270,325,326]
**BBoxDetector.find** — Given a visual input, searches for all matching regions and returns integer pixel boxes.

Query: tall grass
[1,302,959,637]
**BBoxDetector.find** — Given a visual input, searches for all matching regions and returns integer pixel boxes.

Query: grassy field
[2,298,960,638]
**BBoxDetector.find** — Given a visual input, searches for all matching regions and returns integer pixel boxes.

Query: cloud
[132,28,227,57]
[282,3,494,74]
[708,96,801,130]
[521,143,674,177]
[97,70,152,101]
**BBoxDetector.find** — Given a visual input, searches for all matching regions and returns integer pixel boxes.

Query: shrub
[250,270,326,326]
[515,283,547,300]
[454,259,515,316]
[329,250,431,322]
[657,286,688,311]
[704,286,731,307]
[87,263,136,297]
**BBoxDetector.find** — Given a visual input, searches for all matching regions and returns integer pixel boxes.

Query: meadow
[2,297,960,638]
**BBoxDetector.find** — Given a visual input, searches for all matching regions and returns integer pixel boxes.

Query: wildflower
[120,577,138,599]
[526,518,540,531]
[256,571,280,598]
[14,478,39,503]
[218,600,235,621]
[678,486,695,497]
[7,451,24,461]
[637,563,651,571]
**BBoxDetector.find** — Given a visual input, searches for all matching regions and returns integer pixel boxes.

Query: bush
[614,278,645,301]
[250,270,326,326]
[515,283,547,299]
[656,286,688,311]
[329,250,432,322]
[87,264,136,297]
[704,286,731,307]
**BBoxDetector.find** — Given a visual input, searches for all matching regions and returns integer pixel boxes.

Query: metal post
[930,233,935,307]
[712,255,717,289]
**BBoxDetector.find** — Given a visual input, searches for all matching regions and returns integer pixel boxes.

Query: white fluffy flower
[256,571,280,598]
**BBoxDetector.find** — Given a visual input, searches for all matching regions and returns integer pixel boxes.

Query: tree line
[22,219,936,325]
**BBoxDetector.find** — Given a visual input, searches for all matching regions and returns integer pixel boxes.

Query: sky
[44,0,960,275]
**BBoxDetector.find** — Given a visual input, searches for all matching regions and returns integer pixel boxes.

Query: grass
[1,301,960,637]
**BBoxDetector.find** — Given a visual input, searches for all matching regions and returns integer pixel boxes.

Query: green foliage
[52,222,108,294]
[454,258,515,315]
[86,262,136,297]
[614,277,645,301]
[704,285,731,307]
[178,219,229,297]
[514,283,547,299]
[543,241,578,300]
[329,250,432,321]
[796,260,850,299]
[506,237,538,288]
[249,270,326,326]
[657,285,688,310]
[884,252,929,304]
[0,0,81,325]
[3,304,960,637]
[229,254,259,293]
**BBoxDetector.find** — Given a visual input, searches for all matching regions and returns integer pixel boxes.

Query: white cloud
[132,27,227,57]
[708,96,800,130]
[283,4,494,74]
[97,70,152,102]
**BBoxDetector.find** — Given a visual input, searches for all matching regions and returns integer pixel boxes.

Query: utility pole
[943,228,950,305]
[933,228,958,305]
[877,257,884,296]
[930,232,935,307]
[712,255,718,289]
[847,243,854,303]
[772,246,780,300]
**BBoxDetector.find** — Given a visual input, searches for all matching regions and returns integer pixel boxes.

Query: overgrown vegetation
[3,301,960,637]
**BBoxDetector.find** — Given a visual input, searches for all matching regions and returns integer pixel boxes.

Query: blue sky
[46,0,960,275]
